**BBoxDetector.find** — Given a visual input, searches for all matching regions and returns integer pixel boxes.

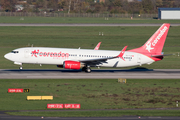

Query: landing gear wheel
[85,67,91,73]
[82,67,86,71]
[19,66,23,70]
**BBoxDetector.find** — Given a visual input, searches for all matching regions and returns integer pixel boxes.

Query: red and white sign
[47,104,63,109]
[8,88,23,93]
[64,104,81,109]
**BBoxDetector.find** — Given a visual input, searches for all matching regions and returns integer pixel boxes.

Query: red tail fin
[128,23,170,56]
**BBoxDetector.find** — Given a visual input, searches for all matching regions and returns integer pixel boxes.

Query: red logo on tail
[145,41,154,52]
[145,25,168,53]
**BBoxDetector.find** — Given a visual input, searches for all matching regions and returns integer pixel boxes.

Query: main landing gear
[86,67,91,73]
[19,66,23,70]
[82,66,91,73]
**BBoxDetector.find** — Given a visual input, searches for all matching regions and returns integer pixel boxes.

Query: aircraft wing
[79,46,127,65]
[80,57,114,64]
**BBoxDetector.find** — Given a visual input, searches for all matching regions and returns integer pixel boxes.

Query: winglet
[117,46,127,61]
[94,42,101,50]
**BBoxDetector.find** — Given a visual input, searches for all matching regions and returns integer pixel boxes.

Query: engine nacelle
[63,61,84,70]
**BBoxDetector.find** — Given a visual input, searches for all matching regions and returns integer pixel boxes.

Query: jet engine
[63,61,84,70]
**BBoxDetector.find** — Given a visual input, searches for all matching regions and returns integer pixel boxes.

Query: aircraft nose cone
[4,53,11,60]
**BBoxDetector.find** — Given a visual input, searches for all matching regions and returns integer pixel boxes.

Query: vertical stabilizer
[128,23,170,56]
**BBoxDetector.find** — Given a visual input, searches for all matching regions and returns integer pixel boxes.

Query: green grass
[0,16,180,24]
[0,26,179,69]
[6,110,180,117]
[0,79,180,111]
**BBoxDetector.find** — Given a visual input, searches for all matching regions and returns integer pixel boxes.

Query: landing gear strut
[82,66,91,73]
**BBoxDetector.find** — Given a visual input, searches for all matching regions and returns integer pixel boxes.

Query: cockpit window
[11,51,19,53]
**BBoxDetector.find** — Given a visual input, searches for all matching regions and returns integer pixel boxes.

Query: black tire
[85,68,91,73]
[82,67,86,71]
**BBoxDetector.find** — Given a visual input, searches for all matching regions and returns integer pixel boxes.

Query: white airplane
[4,23,170,73]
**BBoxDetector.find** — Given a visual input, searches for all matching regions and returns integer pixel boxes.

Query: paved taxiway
[0,69,180,79]
[0,23,180,26]
[1,108,180,120]
[1,115,180,120]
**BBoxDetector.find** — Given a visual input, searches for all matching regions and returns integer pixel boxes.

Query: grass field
[1,16,180,24]
[0,79,180,110]
[0,26,179,69]
[0,79,180,117]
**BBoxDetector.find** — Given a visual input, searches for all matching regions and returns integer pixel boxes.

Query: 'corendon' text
[31,50,69,58]
[152,26,168,46]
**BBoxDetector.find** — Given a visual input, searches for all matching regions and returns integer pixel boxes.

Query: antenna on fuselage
[31,44,33,47]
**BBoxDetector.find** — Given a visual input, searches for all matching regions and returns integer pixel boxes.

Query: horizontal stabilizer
[151,54,173,57]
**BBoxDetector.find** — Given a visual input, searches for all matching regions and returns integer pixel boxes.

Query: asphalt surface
[0,23,180,26]
[1,108,180,120]
[0,69,180,79]
[1,115,180,120]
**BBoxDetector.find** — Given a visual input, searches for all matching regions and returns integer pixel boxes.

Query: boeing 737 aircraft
[4,23,170,73]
